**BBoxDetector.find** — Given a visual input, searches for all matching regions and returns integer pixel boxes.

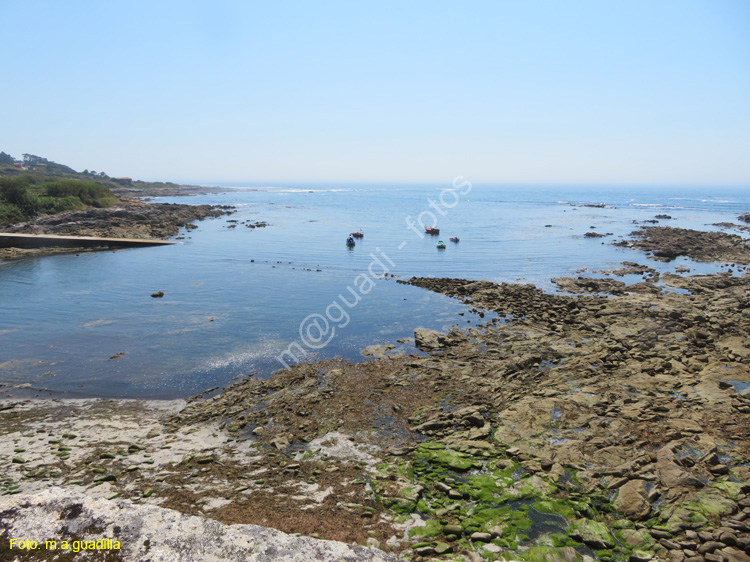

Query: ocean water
[1,183,748,399]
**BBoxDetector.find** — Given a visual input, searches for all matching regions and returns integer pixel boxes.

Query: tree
[23,153,46,166]
[0,151,14,165]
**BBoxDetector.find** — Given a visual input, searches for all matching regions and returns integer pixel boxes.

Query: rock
[618,529,654,550]
[568,518,615,549]
[151,291,164,298]
[442,524,463,535]
[656,453,705,489]
[551,276,627,295]
[685,489,738,519]
[698,542,725,555]
[0,489,397,561]
[413,328,442,351]
[660,539,680,550]
[720,547,750,562]
[360,344,395,358]
[433,542,453,555]
[614,479,651,520]
[622,226,750,263]
[630,550,654,562]
[452,406,486,427]
[365,538,380,549]
[715,527,738,545]
[271,435,291,450]
[520,546,582,562]
[470,532,492,542]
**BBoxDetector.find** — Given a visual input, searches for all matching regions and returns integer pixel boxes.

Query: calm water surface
[1,184,748,398]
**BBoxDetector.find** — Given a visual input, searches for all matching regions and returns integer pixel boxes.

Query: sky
[2,0,749,185]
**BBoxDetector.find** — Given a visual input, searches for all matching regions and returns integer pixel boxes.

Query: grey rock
[0,489,398,562]
[698,541,725,555]
[720,547,750,562]
[660,539,680,550]
[715,527,738,546]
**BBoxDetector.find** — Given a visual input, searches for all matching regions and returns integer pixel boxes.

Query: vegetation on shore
[0,174,118,226]
[0,150,217,226]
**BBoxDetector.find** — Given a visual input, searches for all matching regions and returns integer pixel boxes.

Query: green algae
[372,437,627,560]
[614,528,654,550]
[459,473,511,502]
[415,444,476,472]
[710,479,744,500]
[568,518,615,549]
[383,497,416,514]
[682,488,738,518]
[408,518,443,538]
[461,506,531,539]
[548,532,580,548]
[519,545,582,562]
[532,499,577,520]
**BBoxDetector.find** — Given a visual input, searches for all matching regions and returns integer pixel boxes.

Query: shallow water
[1,183,748,398]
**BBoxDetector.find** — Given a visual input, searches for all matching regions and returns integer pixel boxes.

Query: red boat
[425,227,440,235]
[350,230,364,238]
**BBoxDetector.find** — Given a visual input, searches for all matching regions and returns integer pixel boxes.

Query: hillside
[0,151,222,195]
[0,151,221,226]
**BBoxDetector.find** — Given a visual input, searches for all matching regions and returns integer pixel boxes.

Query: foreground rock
[0,488,397,562]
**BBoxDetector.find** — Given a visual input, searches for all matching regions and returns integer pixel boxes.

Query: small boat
[346,236,355,247]
[436,241,446,249]
[425,227,440,235]
[449,237,460,243]
[350,230,364,238]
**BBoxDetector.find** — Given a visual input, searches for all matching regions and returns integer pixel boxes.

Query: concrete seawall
[0,232,177,249]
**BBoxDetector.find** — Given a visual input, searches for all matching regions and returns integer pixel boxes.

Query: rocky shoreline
[2,224,750,561]
[613,226,750,264]
[2,270,750,561]
[0,200,233,260]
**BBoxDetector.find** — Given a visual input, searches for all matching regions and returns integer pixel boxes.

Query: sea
[1,183,748,399]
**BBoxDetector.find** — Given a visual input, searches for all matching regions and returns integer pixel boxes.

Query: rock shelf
[3,269,748,560]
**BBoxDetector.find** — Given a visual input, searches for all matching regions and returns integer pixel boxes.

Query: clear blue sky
[3,0,749,185]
